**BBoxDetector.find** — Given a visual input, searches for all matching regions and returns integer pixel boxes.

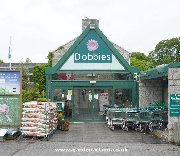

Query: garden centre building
[45,19,180,143]
[45,19,140,122]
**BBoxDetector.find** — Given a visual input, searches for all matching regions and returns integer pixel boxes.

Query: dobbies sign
[74,32,112,63]
[170,94,180,116]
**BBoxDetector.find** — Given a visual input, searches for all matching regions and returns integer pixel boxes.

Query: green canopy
[140,62,180,80]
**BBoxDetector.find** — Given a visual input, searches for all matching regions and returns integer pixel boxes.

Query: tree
[148,37,180,66]
[0,59,4,64]
[25,58,32,64]
[22,83,41,103]
[32,64,47,93]
[22,52,53,102]
[17,58,32,90]
[47,51,53,67]
[130,52,154,71]
[131,52,150,61]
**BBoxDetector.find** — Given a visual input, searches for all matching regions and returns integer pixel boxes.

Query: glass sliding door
[73,88,93,120]
[73,87,112,121]
[93,89,112,120]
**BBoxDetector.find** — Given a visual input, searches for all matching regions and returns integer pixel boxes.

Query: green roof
[140,62,180,80]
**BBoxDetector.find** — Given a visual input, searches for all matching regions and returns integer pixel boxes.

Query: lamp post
[8,36,12,70]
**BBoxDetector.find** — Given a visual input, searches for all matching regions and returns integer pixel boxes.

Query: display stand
[20,101,57,141]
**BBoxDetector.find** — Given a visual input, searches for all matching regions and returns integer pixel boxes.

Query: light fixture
[90,80,96,84]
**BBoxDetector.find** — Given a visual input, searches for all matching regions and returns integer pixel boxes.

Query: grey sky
[0,0,180,63]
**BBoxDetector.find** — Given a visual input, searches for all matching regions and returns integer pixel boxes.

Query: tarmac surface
[0,123,180,156]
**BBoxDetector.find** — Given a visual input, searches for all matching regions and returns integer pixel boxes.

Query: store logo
[74,38,112,63]
[74,53,111,62]
[87,39,99,51]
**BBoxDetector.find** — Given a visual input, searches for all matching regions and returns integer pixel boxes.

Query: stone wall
[168,68,180,144]
[139,79,162,107]
[163,87,168,106]
[82,18,99,31]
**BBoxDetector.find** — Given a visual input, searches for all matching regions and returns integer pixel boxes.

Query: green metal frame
[50,80,138,106]
[50,81,138,121]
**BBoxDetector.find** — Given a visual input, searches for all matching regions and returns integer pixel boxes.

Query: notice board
[0,71,21,127]
[99,93,109,112]
[0,71,20,94]
[170,94,180,117]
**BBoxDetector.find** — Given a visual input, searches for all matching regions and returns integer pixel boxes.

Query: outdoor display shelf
[20,101,57,140]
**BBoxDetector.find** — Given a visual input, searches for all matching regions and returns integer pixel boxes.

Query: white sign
[60,54,125,71]
[89,94,92,102]
[99,93,109,112]
[67,95,71,100]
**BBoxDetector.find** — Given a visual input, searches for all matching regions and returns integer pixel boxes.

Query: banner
[0,71,20,94]
[0,71,21,127]
[0,96,20,126]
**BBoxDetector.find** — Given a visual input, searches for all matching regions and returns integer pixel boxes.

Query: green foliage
[131,52,150,61]
[21,54,52,102]
[32,64,47,93]
[22,90,34,103]
[47,51,53,67]
[148,37,180,66]
[41,90,46,98]
[37,98,48,102]
[0,59,4,64]
[25,58,32,64]
[17,59,31,90]
[22,83,41,103]
[130,52,154,71]
[21,67,29,90]
[57,46,64,50]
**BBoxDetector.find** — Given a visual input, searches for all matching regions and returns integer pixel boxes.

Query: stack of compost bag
[21,101,57,137]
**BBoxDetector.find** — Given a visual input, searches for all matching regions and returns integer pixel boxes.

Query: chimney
[82,18,99,31]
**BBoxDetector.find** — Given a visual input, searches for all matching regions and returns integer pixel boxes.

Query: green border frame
[50,80,138,107]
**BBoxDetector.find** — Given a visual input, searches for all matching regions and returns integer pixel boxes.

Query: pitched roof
[53,39,130,66]
[46,23,139,74]
[52,37,77,66]
[140,62,180,80]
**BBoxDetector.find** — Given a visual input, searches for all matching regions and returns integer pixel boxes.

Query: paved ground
[0,123,180,156]
[51,123,166,144]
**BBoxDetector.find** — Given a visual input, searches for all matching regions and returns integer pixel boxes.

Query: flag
[8,46,11,59]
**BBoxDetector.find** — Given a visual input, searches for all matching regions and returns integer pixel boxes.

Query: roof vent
[82,18,99,31]
[90,24,95,29]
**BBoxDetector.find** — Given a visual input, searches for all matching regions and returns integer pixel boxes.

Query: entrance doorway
[52,85,134,122]
[73,88,112,121]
